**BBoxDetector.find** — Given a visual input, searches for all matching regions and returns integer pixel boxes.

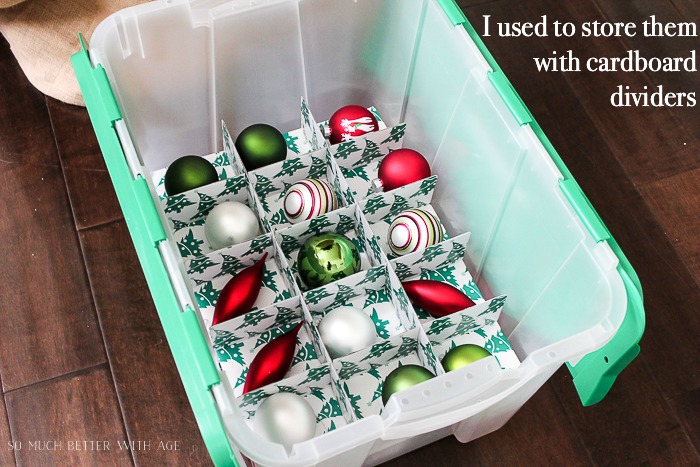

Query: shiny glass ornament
[375,148,431,192]
[441,344,492,372]
[283,178,338,224]
[402,280,476,317]
[255,393,316,448]
[318,306,377,359]
[326,105,379,145]
[235,123,287,170]
[212,253,268,326]
[205,201,260,250]
[244,322,303,394]
[381,365,435,405]
[164,155,218,196]
[297,233,361,288]
[388,208,444,256]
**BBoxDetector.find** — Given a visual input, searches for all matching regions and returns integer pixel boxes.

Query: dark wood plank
[670,387,700,452]
[47,98,123,230]
[387,384,593,466]
[552,363,700,464]
[510,0,700,185]
[5,365,132,466]
[0,160,107,392]
[0,36,106,392]
[0,392,17,466]
[0,37,59,167]
[670,0,699,23]
[79,221,211,466]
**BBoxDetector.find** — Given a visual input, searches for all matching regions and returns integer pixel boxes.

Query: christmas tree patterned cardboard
[187,236,293,328]
[329,123,407,199]
[249,148,349,231]
[391,233,483,321]
[425,295,520,370]
[153,150,236,200]
[237,364,353,437]
[213,299,323,398]
[360,175,445,259]
[335,327,440,419]
[274,205,380,292]
[161,173,263,260]
[305,265,416,354]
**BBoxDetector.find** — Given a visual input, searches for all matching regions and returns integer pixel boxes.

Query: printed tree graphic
[291,342,318,366]
[317,399,342,422]
[363,196,390,216]
[212,332,245,364]
[194,281,219,308]
[336,214,355,235]
[334,140,360,160]
[343,166,370,182]
[446,242,466,264]
[344,382,364,419]
[452,314,478,337]
[387,195,411,219]
[363,289,388,308]
[338,361,364,380]
[392,262,411,281]
[369,308,391,339]
[380,124,406,145]
[170,219,189,232]
[352,140,383,167]
[361,340,396,361]
[239,310,272,329]
[411,176,437,198]
[261,267,279,294]
[371,381,384,404]
[214,254,244,278]
[218,176,247,197]
[309,156,326,179]
[275,158,306,179]
[419,265,457,285]
[301,366,330,385]
[414,244,446,265]
[309,386,326,401]
[427,318,455,337]
[235,368,248,389]
[305,288,332,306]
[394,337,417,360]
[187,256,219,275]
[358,266,384,286]
[192,192,218,220]
[285,133,300,154]
[212,152,228,167]
[164,194,195,214]
[243,236,270,257]
[484,330,511,354]
[177,231,204,257]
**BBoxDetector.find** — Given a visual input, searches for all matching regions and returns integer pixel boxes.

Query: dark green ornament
[296,233,361,288]
[382,365,435,405]
[164,155,218,196]
[235,123,287,171]
[441,344,491,372]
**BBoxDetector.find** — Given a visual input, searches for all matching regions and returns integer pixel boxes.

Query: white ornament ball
[388,208,444,256]
[283,178,338,224]
[255,393,317,448]
[318,306,377,359]
[204,201,260,250]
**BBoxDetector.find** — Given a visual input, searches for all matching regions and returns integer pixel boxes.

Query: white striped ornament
[388,208,444,256]
[283,178,338,224]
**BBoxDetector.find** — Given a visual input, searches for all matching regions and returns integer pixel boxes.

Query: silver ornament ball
[318,306,377,359]
[255,393,317,448]
[204,201,260,250]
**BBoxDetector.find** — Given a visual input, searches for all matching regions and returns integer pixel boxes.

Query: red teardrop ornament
[212,253,268,326]
[327,105,379,145]
[377,149,431,192]
[243,322,303,394]
[402,280,475,317]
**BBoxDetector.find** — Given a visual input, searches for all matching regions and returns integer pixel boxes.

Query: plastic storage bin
[72,0,645,465]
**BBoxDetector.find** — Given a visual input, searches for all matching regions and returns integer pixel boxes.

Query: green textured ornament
[296,233,361,288]
[382,365,435,405]
[164,155,218,196]
[441,344,491,372]
[235,123,287,171]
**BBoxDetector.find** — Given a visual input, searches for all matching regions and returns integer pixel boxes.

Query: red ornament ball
[327,105,379,145]
[377,149,431,192]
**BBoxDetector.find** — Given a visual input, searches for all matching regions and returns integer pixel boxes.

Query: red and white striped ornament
[388,208,444,256]
[283,178,338,224]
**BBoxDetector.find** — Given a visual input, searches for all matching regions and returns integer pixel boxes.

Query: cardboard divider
[334,327,441,420]
[391,233,484,321]
[159,172,266,260]
[248,148,348,230]
[153,149,238,200]
[423,296,520,370]
[273,205,379,293]
[212,297,322,398]
[236,364,355,436]
[328,123,407,200]
[360,175,445,259]
[304,265,415,352]
[186,235,293,328]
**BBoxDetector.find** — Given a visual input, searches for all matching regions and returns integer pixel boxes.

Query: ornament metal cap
[320,124,332,139]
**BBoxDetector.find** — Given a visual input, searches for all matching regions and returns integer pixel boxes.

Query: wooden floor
[0,0,698,465]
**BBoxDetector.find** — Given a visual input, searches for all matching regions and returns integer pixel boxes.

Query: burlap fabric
[0,0,145,105]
